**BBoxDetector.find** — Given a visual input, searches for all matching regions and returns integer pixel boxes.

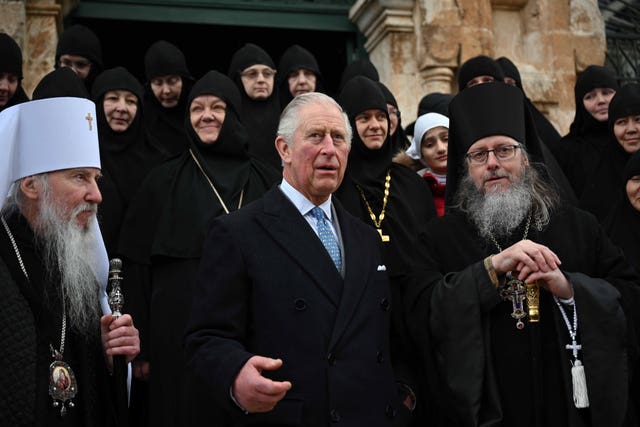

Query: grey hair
[277,92,352,147]
[1,174,49,217]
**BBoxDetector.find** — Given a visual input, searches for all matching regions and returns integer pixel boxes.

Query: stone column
[24,0,61,96]
[349,0,422,124]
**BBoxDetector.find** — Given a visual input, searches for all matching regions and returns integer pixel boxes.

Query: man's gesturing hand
[232,356,292,413]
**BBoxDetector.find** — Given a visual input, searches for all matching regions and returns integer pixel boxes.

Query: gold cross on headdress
[85,113,93,131]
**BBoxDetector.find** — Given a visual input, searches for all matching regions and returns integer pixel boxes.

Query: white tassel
[571,359,589,408]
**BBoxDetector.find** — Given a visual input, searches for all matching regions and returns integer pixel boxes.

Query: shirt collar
[279,178,333,220]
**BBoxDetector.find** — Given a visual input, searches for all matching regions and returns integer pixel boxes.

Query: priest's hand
[522,268,573,299]
[232,356,292,413]
[100,313,140,368]
[492,239,561,279]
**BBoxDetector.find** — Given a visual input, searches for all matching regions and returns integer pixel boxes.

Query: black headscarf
[559,66,622,216]
[142,40,194,159]
[91,66,164,254]
[568,65,619,137]
[31,67,89,100]
[118,70,280,261]
[55,24,103,90]
[0,32,29,112]
[338,58,379,92]
[446,82,576,209]
[227,43,281,170]
[378,81,410,154]
[496,56,563,151]
[604,151,640,273]
[337,75,392,187]
[276,44,324,110]
[91,66,163,201]
[404,92,453,137]
[457,55,505,91]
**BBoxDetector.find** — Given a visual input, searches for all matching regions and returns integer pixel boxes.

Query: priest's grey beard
[455,164,558,242]
[33,184,102,335]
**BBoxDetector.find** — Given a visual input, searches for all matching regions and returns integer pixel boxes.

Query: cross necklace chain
[487,212,539,330]
[1,216,78,416]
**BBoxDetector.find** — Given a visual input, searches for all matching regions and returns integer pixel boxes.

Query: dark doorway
[71,17,363,98]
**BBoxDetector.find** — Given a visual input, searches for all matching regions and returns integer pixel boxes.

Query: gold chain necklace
[189,149,244,213]
[356,169,391,242]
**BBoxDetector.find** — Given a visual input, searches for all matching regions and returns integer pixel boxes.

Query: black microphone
[108,258,129,427]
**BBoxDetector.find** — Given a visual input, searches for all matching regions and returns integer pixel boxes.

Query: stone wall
[350,0,607,135]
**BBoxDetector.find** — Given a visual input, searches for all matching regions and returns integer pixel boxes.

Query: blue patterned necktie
[311,206,342,272]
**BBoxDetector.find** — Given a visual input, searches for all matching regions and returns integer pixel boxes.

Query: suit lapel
[328,199,371,348]
[256,188,343,306]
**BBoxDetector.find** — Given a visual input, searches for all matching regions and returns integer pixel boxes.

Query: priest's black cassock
[0,213,116,427]
[405,83,640,427]
[117,70,280,427]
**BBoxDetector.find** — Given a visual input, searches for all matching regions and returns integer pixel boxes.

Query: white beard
[460,171,533,241]
[33,194,102,334]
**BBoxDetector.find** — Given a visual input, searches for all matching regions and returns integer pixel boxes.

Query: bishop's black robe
[0,212,117,427]
[405,206,640,427]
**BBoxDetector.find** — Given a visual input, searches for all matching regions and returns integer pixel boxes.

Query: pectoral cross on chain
[377,228,390,242]
[499,276,527,329]
[566,340,582,358]
[85,113,93,131]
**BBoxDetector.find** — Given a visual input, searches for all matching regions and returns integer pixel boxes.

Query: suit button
[330,409,341,422]
[294,298,307,311]
[327,353,336,366]
[385,405,397,418]
[380,298,390,311]
[377,351,384,363]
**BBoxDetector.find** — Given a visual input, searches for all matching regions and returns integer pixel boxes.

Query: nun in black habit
[227,43,282,170]
[404,82,640,427]
[567,82,640,223]
[91,66,164,256]
[558,65,619,189]
[55,24,103,91]
[605,150,640,274]
[276,44,325,110]
[0,32,29,112]
[117,70,280,427]
[142,40,195,159]
[335,75,437,426]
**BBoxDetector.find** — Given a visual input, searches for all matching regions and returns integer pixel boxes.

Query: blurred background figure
[0,33,29,113]
[55,24,103,91]
[228,42,281,170]
[142,40,194,159]
[276,44,324,110]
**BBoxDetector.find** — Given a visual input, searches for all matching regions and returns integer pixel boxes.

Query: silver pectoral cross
[499,275,527,329]
[566,340,582,359]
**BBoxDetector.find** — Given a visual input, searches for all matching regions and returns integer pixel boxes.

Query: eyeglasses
[240,68,276,80]
[465,145,522,165]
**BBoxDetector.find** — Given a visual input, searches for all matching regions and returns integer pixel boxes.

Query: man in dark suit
[184,92,410,426]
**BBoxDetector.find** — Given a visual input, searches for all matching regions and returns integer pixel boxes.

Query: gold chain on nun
[356,169,391,242]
